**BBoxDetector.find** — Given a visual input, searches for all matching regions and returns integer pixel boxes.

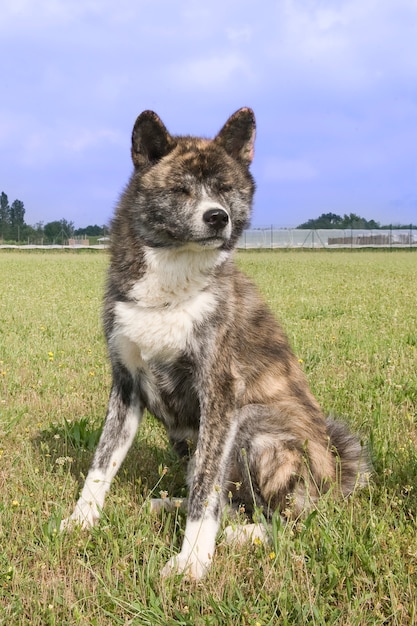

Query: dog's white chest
[113,247,221,363]
[114,291,215,362]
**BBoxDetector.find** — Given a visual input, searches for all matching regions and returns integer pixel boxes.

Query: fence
[1,228,416,251]
[238,228,417,249]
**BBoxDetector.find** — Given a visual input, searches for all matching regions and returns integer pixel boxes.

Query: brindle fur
[61,108,369,579]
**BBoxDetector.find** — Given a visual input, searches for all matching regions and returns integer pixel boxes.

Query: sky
[1,0,417,229]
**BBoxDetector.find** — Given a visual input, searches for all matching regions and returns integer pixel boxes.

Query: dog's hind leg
[61,364,142,530]
[226,403,367,520]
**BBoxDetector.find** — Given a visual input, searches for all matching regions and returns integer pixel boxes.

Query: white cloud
[167,52,255,91]
[1,0,83,29]
[226,27,252,44]
[263,0,417,91]
[9,122,124,168]
[62,128,124,154]
[0,0,147,28]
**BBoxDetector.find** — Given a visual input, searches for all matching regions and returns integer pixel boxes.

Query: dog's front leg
[162,401,237,580]
[61,364,142,530]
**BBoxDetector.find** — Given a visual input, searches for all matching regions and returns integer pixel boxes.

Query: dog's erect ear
[215,107,256,165]
[131,111,175,167]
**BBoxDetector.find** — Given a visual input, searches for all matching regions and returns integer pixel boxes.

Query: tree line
[0,191,107,244]
[296,212,416,230]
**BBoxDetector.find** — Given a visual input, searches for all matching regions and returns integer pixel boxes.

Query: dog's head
[124,108,256,250]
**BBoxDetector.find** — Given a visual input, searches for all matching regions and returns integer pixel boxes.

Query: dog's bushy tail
[326,418,371,495]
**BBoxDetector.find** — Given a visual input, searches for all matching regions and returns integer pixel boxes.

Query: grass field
[0,249,416,625]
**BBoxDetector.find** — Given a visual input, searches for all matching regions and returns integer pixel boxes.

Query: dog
[61,108,369,579]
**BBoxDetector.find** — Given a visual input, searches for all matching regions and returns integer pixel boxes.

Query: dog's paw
[60,500,100,531]
[223,522,270,546]
[149,497,187,514]
[160,552,211,581]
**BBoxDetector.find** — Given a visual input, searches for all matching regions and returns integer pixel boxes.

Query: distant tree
[380,222,417,229]
[34,222,44,242]
[20,223,37,243]
[340,213,361,228]
[339,213,381,229]
[59,218,74,237]
[297,212,382,230]
[44,219,74,244]
[44,221,62,243]
[297,212,343,229]
[10,199,25,224]
[321,212,342,226]
[20,221,44,245]
[0,191,10,240]
[9,199,25,240]
[74,224,104,237]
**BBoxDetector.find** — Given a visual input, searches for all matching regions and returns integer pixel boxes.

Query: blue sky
[1,0,417,228]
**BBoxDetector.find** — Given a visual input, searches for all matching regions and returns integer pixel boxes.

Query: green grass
[0,249,416,625]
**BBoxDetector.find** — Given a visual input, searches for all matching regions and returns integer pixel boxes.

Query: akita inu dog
[61,108,369,579]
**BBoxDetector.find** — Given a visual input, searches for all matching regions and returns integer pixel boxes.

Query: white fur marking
[60,403,141,530]
[114,246,227,362]
[223,523,270,546]
[60,468,109,529]
[110,334,144,374]
[149,497,187,513]
[161,516,218,580]
[161,421,240,579]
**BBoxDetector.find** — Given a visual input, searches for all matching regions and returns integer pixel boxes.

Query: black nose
[203,208,229,230]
